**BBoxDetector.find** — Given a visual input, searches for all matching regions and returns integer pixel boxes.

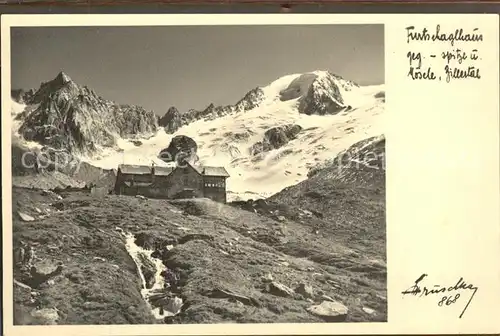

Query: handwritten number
[438,294,461,307]
[447,293,460,305]
[438,296,445,307]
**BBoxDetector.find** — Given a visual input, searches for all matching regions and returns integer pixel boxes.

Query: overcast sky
[11,25,384,115]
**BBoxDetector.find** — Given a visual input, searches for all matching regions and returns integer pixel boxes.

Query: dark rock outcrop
[222,130,253,142]
[298,74,345,115]
[159,107,183,134]
[250,124,302,155]
[11,89,36,104]
[158,135,198,165]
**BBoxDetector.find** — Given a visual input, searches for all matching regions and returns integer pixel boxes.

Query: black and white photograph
[9,24,386,325]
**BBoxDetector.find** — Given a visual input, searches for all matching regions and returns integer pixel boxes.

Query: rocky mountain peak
[234,87,265,112]
[159,106,182,134]
[204,103,216,112]
[298,72,348,115]
[28,71,80,105]
[16,72,158,155]
[55,71,73,85]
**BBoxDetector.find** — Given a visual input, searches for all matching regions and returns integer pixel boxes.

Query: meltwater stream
[117,228,183,320]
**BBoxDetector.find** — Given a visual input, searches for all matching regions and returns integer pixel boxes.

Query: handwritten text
[401,274,478,318]
[405,25,483,83]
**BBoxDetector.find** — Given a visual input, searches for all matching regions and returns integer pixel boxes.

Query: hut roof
[118,164,151,175]
[124,181,153,187]
[202,166,230,177]
[118,163,229,177]
[155,166,175,176]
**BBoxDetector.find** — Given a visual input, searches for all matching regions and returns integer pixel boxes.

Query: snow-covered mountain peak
[260,73,303,99]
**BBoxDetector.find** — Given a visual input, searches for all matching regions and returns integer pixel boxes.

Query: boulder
[165,296,183,315]
[306,300,348,322]
[206,288,260,307]
[362,307,376,315]
[30,308,59,325]
[295,283,314,299]
[18,211,35,222]
[267,281,294,297]
[261,273,274,283]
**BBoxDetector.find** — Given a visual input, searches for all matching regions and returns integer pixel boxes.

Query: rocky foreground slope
[12,137,386,325]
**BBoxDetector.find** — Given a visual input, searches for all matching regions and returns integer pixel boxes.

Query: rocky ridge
[159,72,357,134]
[158,87,265,135]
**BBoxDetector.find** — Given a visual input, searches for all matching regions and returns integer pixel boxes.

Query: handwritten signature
[401,274,478,318]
